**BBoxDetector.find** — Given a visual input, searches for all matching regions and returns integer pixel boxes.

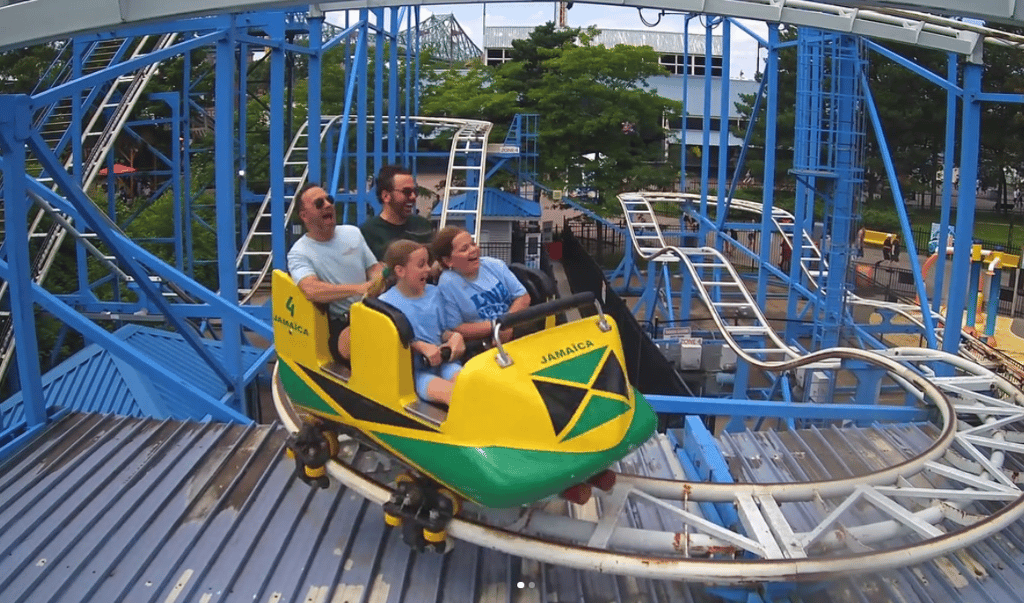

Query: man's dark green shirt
[359,214,435,260]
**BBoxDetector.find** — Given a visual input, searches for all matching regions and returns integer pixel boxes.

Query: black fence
[561,217,627,267]
[861,258,1024,318]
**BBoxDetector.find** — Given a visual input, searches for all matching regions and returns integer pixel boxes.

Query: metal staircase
[236,115,343,304]
[34,38,129,154]
[500,113,539,201]
[81,34,179,188]
[0,33,179,385]
[436,119,492,243]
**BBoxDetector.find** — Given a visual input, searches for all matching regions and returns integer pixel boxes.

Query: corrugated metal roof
[0,413,716,603]
[4,411,1024,602]
[431,187,542,219]
[709,423,1024,602]
[484,26,723,55]
[0,325,266,427]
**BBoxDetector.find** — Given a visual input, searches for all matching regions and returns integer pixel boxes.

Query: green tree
[0,42,63,94]
[731,27,804,190]
[733,28,955,211]
[421,22,680,197]
[979,33,1024,211]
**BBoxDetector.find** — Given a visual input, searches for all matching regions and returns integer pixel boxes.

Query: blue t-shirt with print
[437,256,528,326]
[379,284,450,346]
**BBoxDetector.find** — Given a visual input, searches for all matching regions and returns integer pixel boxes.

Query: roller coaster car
[272,268,657,510]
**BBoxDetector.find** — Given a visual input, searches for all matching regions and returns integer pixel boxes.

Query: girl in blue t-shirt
[433,226,531,344]
[377,240,465,406]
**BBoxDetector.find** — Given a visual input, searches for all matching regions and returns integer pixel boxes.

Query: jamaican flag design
[531,346,633,442]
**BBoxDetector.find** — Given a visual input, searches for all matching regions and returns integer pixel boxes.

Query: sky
[329,3,768,80]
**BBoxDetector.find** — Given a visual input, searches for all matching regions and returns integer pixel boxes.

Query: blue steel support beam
[183,50,196,277]
[933,55,957,317]
[681,416,739,535]
[388,6,400,163]
[72,38,90,301]
[269,18,287,270]
[860,72,938,346]
[404,8,415,165]
[678,15,694,323]
[0,95,47,426]
[725,66,767,208]
[967,258,982,329]
[756,26,780,310]
[328,17,368,205]
[151,93,185,271]
[0,257,251,423]
[699,22,713,238]
[985,266,1001,338]
[71,39,84,185]
[646,394,927,421]
[373,8,385,174]
[308,12,324,184]
[819,35,863,350]
[413,7,421,120]
[356,10,370,220]
[26,141,241,390]
[944,63,983,361]
[237,38,249,205]
[862,39,962,94]
[215,21,243,405]
[19,170,278,337]
[787,30,818,339]
[715,18,731,235]
[32,31,224,110]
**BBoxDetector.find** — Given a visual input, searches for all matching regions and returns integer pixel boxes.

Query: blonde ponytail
[364,266,393,299]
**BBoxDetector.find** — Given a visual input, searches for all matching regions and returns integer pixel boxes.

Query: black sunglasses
[312,195,334,209]
[391,187,417,197]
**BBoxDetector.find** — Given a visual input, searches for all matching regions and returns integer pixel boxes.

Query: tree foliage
[421,22,681,196]
[733,26,1024,214]
[0,43,62,94]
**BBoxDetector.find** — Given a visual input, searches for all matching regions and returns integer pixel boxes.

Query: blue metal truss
[0,8,548,431]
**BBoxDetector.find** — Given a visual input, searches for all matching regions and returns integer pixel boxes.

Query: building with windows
[483,26,759,176]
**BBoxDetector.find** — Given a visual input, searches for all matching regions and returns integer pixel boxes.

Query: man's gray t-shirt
[287,225,377,317]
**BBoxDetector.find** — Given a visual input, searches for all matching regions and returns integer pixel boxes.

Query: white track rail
[269,188,1024,583]
[433,118,492,244]
[619,191,952,346]
[273,337,1024,582]
[235,114,343,304]
[0,33,177,384]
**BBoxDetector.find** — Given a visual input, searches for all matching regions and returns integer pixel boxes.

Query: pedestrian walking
[780,237,792,273]
[882,234,893,262]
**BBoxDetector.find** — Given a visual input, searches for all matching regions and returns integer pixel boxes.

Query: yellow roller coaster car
[272,269,657,508]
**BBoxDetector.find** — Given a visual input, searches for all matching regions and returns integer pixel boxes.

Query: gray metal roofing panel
[0,413,718,603]
[6,412,1024,602]
[708,423,1024,602]
[484,26,722,55]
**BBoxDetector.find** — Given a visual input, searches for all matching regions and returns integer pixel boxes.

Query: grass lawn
[909,207,1024,252]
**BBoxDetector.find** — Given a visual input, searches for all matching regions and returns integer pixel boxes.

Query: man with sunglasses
[288,183,379,362]
[360,165,435,261]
